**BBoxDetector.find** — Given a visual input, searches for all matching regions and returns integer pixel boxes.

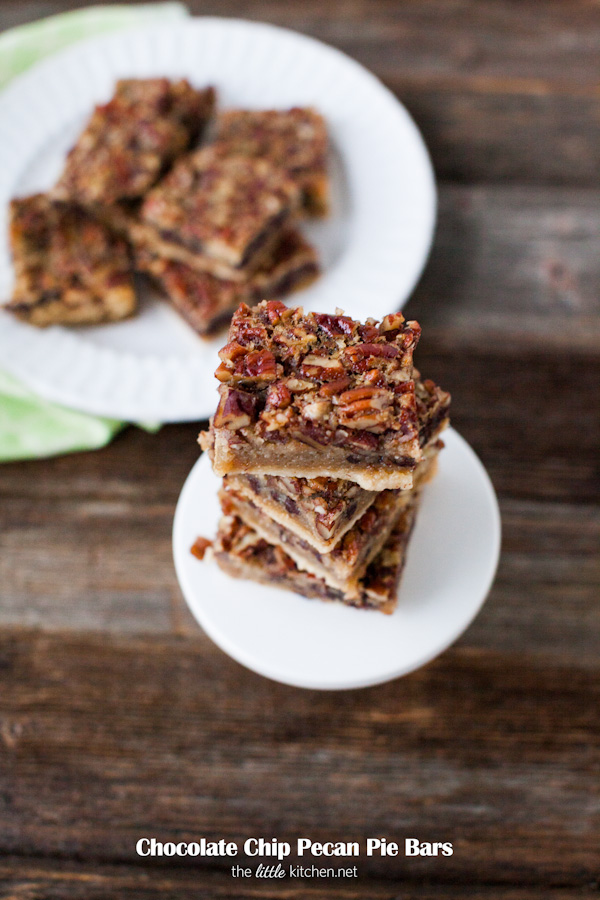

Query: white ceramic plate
[0,17,436,422]
[173,429,501,690]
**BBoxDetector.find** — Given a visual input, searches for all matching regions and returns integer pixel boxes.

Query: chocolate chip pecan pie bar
[4,194,135,327]
[224,473,377,554]
[213,491,422,614]
[213,107,329,216]
[54,79,216,205]
[205,300,422,491]
[220,442,440,597]
[135,230,319,337]
[222,378,449,551]
[138,148,300,278]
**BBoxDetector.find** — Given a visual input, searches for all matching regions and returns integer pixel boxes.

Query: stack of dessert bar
[4,78,327,336]
[197,300,450,614]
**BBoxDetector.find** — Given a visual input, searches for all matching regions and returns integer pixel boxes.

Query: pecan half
[337,386,393,430]
[343,341,399,372]
[300,353,345,381]
[314,312,355,336]
[230,349,279,385]
[263,299,289,324]
[318,375,351,397]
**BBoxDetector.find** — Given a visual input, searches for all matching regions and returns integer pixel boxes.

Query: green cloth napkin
[0,370,125,462]
[0,3,188,462]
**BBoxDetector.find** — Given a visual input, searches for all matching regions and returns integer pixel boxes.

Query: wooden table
[1,2,598,897]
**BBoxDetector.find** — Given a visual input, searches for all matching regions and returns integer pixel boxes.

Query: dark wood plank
[0,630,598,887]
[464,498,600,668]
[415,346,600,503]
[1,419,598,661]
[1,859,597,900]
[4,0,600,89]
[1,0,599,184]
[0,424,201,633]
[409,185,600,351]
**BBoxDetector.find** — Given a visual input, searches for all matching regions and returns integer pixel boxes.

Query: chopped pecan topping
[264,299,290,324]
[313,312,355,336]
[212,301,424,452]
[337,386,393,430]
[344,429,379,451]
[379,312,405,336]
[346,342,400,362]
[364,368,386,387]
[302,399,332,421]
[358,323,380,342]
[219,340,247,363]
[266,382,292,409]
[318,376,351,397]
[190,536,212,560]
[215,362,232,382]
[240,349,278,382]
[286,377,315,392]
[301,353,345,381]
[214,388,261,429]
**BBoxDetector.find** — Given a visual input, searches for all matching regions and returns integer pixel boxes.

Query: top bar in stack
[136,147,300,280]
[213,107,329,217]
[206,300,422,491]
[54,79,216,205]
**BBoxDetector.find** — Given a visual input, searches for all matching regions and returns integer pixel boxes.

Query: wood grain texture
[1,0,600,183]
[409,185,600,351]
[0,630,598,889]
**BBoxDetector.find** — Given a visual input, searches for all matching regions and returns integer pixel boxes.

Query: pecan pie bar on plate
[204,300,422,491]
[135,230,319,338]
[213,107,329,216]
[54,79,216,205]
[4,194,135,327]
[138,147,300,279]
[220,443,441,597]
[213,490,422,615]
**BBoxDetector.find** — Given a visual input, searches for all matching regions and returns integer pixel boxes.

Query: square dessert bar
[138,147,300,277]
[213,491,422,614]
[220,443,440,597]
[4,194,135,327]
[207,300,422,491]
[223,379,450,552]
[135,230,319,337]
[55,79,216,205]
[214,107,329,216]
